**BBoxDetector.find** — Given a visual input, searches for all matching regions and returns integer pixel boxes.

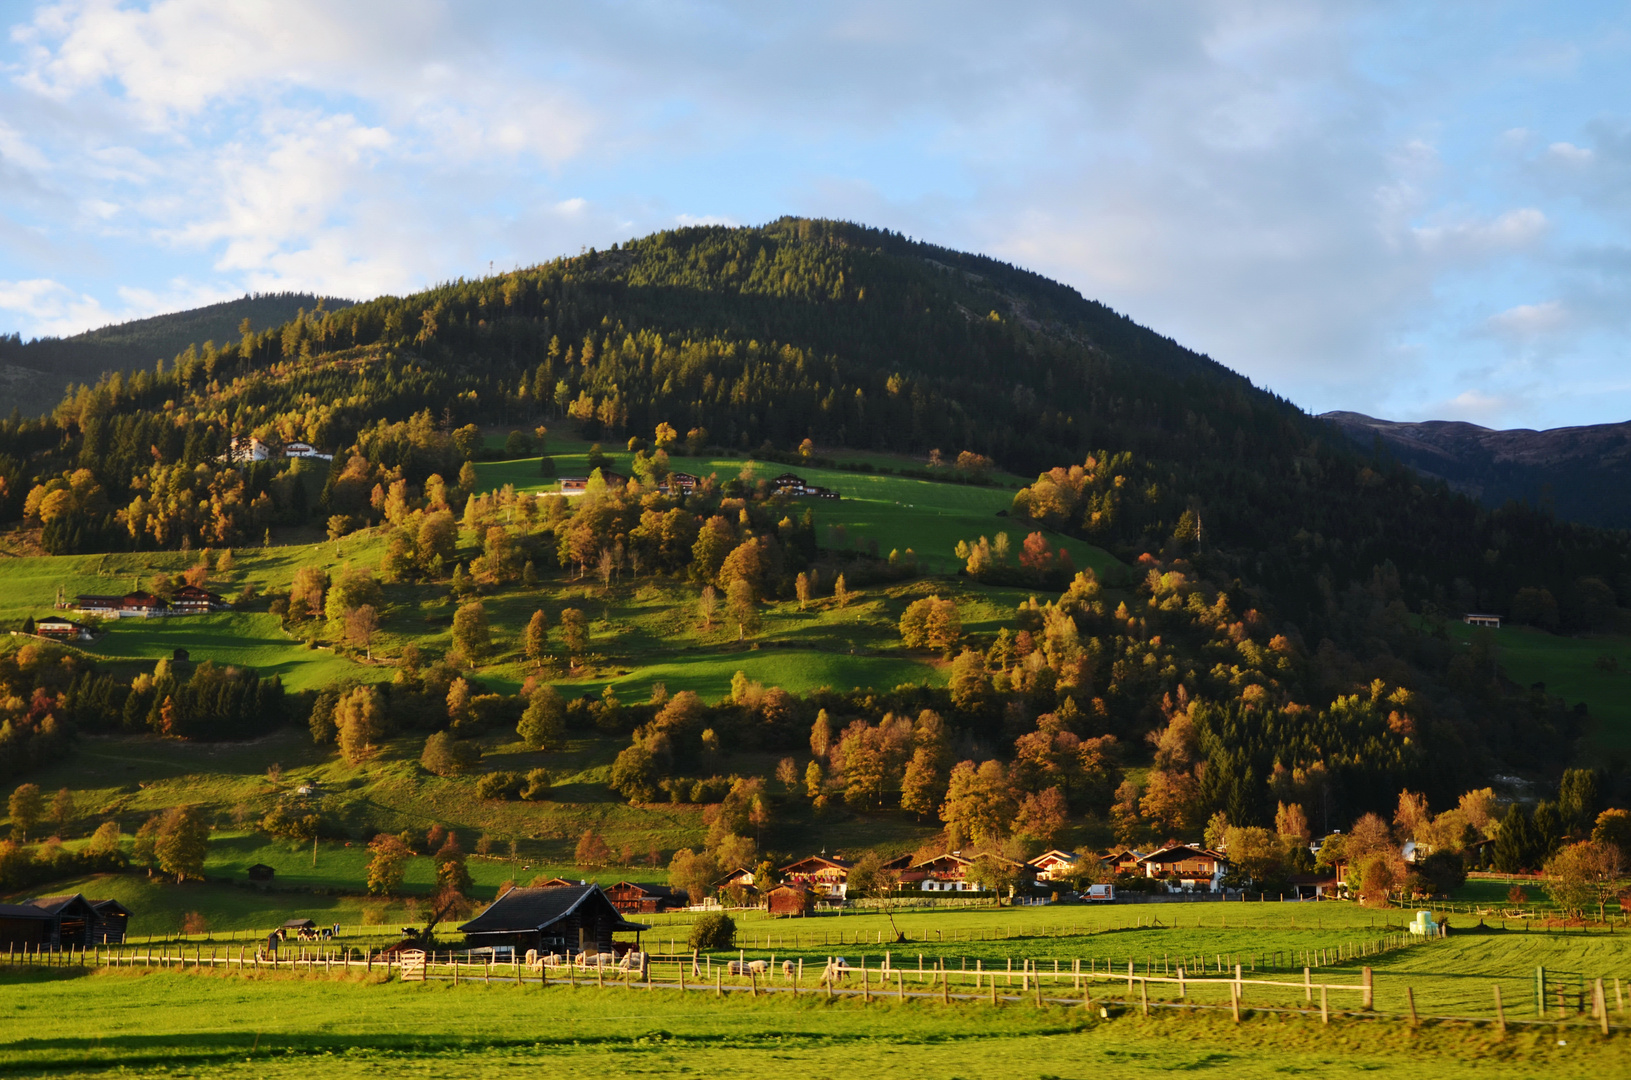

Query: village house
[76,591,169,618]
[910,852,976,892]
[603,881,685,914]
[769,472,838,499]
[712,866,757,894]
[1027,849,1080,882]
[457,883,649,955]
[33,617,94,642]
[172,585,230,614]
[778,855,852,899]
[226,435,272,464]
[1137,845,1229,892]
[1098,849,1148,875]
[663,471,700,494]
[281,442,334,461]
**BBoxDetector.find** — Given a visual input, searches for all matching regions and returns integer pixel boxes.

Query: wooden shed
[247,864,276,883]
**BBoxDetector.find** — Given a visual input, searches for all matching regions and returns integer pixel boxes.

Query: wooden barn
[0,894,130,948]
[458,884,648,955]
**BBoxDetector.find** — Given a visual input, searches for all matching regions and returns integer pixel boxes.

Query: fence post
[1493,985,1506,1036]
[1304,966,1312,1004]
[1320,985,1330,1025]
[1406,986,1418,1027]
[1536,966,1547,1018]
[1230,980,1240,1024]
[1361,967,1373,1011]
[1596,979,1610,1035]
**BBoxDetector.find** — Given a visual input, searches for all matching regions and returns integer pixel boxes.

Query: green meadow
[4,907,1631,1080]
[1447,622,1631,752]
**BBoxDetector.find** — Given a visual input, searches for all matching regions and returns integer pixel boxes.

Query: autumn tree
[727,577,759,640]
[343,604,379,659]
[899,596,961,652]
[940,760,1015,848]
[9,784,43,842]
[575,828,613,867]
[452,601,492,662]
[560,607,588,662]
[335,685,385,764]
[49,787,75,836]
[517,685,566,751]
[1014,787,1069,848]
[367,833,412,895]
[524,609,549,665]
[154,806,210,883]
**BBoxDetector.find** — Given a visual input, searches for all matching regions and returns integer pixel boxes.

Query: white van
[1086,884,1115,902]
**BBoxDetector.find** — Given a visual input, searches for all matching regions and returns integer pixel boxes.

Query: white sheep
[782,959,796,979]
[727,959,768,977]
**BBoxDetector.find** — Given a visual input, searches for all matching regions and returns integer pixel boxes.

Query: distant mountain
[0,293,352,416]
[1321,410,1631,530]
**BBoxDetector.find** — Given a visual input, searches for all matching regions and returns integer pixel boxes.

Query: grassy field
[474,448,1118,576]
[4,919,1631,1079]
[1447,622,1631,751]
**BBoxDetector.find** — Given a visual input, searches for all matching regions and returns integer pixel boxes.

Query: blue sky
[0,1,1627,430]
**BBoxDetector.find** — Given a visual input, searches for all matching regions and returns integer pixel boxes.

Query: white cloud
[1411,207,1548,257]
[1547,141,1594,165]
[1431,389,1519,425]
[1486,299,1568,339]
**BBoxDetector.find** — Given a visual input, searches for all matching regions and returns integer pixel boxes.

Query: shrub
[521,768,552,801]
[476,771,526,801]
[687,912,736,952]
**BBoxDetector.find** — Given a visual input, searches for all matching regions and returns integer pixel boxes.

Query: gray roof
[458,884,648,935]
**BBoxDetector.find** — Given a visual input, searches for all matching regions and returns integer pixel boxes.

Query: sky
[0,1,1628,430]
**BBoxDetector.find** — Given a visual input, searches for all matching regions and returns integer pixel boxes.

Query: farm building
[558,469,627,496]
[1463,613,1501,628]
[458,884,648,955]
[769,472,838,499]
[0,894,130,948]
[531,877,580,889]
[1137,846,1229,891]
[172,585,230,613]
[33,617,93,641]
[281,442,333,461]
[76,592,168,618]
[603,881,685,914]
[779,855,852,899]
[1027,849,1080,882]
[664,471,700,493]
[766,883,816,917]
[910,852,975,891]
[246,864,275,883]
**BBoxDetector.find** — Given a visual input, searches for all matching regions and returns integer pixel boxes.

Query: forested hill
[4,218,1628,631]
[0,293,352,417]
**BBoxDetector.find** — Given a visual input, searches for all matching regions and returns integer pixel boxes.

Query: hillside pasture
[1448,622,1631,751]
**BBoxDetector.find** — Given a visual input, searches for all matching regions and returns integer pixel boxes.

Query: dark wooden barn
[1,894,130,948]
[458,884,648,955]
[766,883,815,918]
[603,881,684,914]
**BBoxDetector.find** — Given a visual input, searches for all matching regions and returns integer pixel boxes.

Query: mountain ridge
[1321,410,1631,530]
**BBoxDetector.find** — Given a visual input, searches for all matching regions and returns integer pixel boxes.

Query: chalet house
[559,470,627,497]
[172,585,230,614]
[281,442,333,461]
[76,592,169,618]
[1137,846,1229,892]
[457,883,648,955]
[767,883,815,917]
[0,894,130,949]
[779,855,852,899]
[712,866,757,893]
[226,435,272,464]
[531,877,580,889]
[1463,613,1501,628]
[665,471,700,493]
[770,472,838,499]
[1098,849,1148,875]
[603,881,685,914]
[1027,849,1080,882]
[911,852,975,892]
[34,617,93,642]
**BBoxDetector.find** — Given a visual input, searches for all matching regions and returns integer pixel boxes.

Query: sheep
[618,951,647,972]
[783,959,796,979]
[726,959,768,977]
[819,958,852,985]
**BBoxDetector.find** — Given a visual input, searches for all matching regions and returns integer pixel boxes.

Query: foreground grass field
[3,961,1628,1080]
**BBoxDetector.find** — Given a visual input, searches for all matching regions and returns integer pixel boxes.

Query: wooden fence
[5,938,1627,1036]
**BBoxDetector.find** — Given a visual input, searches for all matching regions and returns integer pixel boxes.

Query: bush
[476,771,526,801]
[688,912,736,951]
[521,767,552,801]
